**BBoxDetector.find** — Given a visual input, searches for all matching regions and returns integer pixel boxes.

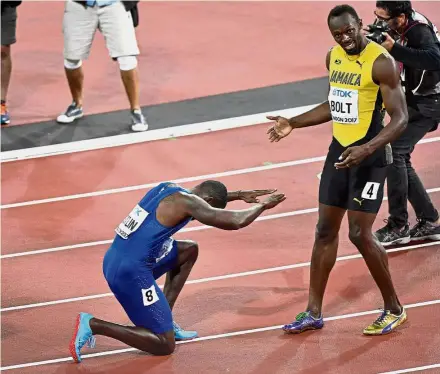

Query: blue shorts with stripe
[103,239,179,334]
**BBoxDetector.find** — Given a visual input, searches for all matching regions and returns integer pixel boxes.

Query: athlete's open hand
[239,189,277,203]
[267,116,293,142]
[334,145,372,169]
[261,193,286,209]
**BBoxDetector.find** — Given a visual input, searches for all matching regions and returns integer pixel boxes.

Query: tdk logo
[332,88,352,98]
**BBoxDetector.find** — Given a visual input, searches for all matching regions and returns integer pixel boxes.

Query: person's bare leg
[158,240,199,340]
[90,318,175,356]
[283,204,346,333]
[65,65,84,107]
[120,67,140,111]
[162,241,199,311]
[347,210,402,314]
[1,45,12,103]
[119,63,148,131]
[306,204,347,317]
[1,45,12,125]
[70,293,176,362]
[56,63,85,123]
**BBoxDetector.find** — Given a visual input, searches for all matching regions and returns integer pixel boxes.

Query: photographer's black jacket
[390,11,440,105]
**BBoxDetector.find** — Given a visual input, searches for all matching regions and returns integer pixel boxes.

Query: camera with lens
[365,19,391,44]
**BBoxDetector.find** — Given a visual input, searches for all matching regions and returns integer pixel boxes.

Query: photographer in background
[1,1,22,125]
[371,1,440,245]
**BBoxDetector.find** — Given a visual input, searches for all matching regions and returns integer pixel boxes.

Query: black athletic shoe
[374,220,411,247]
[409,219,440,242]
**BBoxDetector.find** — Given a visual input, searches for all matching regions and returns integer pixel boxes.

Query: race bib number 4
[329,86,359,124]
[361,182,380,200]
[115,204,149,239]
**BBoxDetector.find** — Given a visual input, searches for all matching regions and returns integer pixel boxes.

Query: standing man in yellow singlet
[267,4,409,335]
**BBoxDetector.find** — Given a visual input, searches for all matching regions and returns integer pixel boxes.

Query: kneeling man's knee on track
[156,331,176,355]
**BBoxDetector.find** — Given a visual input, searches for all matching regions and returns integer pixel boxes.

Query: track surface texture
[2,1,440,374]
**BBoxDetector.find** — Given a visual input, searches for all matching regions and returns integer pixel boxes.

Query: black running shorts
[319,139,389,214]
[1,6,17,46]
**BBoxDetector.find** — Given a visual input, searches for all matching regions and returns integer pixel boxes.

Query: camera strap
[400,11,440,44]
[397,11,440,93]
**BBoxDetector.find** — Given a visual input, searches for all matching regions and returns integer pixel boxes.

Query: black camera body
[365,20,391,44]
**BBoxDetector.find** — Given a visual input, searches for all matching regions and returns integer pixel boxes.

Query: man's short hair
[199,180,228,208]
[327,4,361,26]
[376,1,413,18]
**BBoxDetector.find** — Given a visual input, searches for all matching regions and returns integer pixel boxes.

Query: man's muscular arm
[366,54,408,150]
[181,193,286,230]
[335,53,408,168]
[227,189,277,203]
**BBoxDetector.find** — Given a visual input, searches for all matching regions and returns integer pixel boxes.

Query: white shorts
[63,0,140,60]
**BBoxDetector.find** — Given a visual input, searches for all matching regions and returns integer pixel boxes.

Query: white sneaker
[57,102,84,124]
[131,109,149,132]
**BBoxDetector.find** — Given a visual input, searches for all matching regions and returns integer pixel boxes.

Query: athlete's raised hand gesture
[238,189,277,203]
[266,116,293,142]
[261,193,287,209]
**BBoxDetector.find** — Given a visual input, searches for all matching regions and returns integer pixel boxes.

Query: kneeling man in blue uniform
[69,180,286,361]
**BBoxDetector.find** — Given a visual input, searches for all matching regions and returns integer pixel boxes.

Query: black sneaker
[374,220,411,247]
[409,219,440,242]
[57,102,84,124]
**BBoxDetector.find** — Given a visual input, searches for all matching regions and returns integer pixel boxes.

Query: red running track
[2,242,440,371]
[1,122,440,373]
[1,123,439,253]
[2,190,439,310]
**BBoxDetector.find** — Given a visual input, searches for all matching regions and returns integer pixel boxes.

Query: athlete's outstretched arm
[227,189,277,203]
[183,193,286,230]
[270,102,332,130]
[335,54,408,169]
[267,50,333,142]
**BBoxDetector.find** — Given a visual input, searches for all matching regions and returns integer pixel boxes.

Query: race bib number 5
[115,204,149,239]
[329,86,359,124]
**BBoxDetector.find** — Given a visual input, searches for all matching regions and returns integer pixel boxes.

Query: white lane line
[3,187,440,260]
[0,240,115,259]
[418,136,440,144]
[0,105,318,163]
[1,298,440,371]
[2,136,439,210]
[2,240,439,313]
[0,156,326,209]
[378,363,440,374]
